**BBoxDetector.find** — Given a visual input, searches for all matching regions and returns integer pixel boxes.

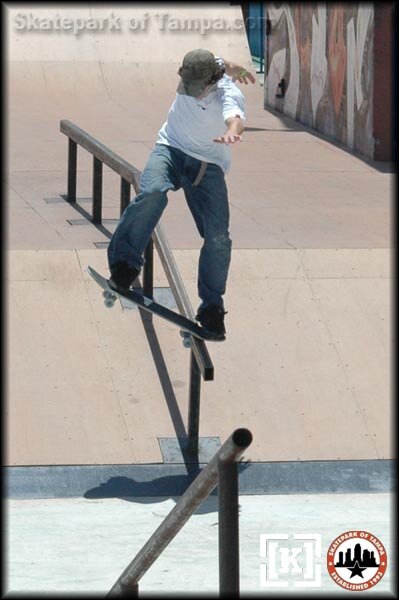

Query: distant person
[108,49,255,340]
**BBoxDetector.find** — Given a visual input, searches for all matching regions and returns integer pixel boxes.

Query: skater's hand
[213,133,242,144]
[214,116,244,144]
[223,60,256,84]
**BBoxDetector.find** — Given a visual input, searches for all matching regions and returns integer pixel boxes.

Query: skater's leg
[183,161,232,313]
[108,145,181,284]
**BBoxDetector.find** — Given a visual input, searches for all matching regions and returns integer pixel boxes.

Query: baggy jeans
[108,144,232,312]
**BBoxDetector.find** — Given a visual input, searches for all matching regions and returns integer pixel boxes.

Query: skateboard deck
[87,266,225,346]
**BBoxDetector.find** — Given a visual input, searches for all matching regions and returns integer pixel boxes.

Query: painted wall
[265,3,375,159]
[373,3,394,161]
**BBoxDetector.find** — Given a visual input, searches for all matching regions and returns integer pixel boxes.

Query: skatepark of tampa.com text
[13,12,267,36]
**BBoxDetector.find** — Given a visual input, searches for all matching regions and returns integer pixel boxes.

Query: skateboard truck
[103,290,117,308]
[103,290,192,347]
[179,330,193,349]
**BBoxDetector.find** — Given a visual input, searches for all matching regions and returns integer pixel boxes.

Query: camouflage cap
[177,49,217,97]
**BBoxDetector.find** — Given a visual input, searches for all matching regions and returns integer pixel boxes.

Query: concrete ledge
[5,460,394,499]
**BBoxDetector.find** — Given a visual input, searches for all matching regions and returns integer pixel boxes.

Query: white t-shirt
[156,74,246,173]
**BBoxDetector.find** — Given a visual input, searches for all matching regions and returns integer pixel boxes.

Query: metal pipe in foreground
[218,459,240,597]
[107,428,253,597]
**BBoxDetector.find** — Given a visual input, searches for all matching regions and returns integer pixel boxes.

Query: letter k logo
[279,547,303,574]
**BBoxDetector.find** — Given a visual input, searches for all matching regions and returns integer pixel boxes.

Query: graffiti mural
[265,3,374,158]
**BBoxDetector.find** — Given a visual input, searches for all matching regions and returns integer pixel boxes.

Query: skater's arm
[213,116,244,145]
[213,65,246,144]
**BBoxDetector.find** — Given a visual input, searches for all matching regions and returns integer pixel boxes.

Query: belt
[192,161,208,187]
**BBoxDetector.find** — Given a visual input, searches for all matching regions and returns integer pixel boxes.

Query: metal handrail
[107,428,253,597]
[60,120,141,192]
[60,120,215,455]
[152,223,214,375]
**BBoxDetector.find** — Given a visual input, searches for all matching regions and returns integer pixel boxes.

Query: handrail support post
[188,352,201,457]
[120,177,131,216]
[92,157,103,224]
[143,238,154,300]
[67,138,77,203]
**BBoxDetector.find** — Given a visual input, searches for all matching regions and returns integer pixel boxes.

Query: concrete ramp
[8,5,259,105]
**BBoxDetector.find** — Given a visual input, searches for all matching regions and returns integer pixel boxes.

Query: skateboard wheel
[180,330,192,348]
[104,296,116,308]
[182,336,192,349]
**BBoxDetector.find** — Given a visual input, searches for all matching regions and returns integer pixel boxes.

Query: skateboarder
[108,49,255,339]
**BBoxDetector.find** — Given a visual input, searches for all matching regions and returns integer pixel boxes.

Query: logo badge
[260,534,322,588]
[327,531,387,591]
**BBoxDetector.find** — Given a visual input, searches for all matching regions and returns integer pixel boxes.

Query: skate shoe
[109,261,140,295]
[195,305,227,341]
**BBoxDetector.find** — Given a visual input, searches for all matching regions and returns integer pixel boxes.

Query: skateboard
[87,266,225,347]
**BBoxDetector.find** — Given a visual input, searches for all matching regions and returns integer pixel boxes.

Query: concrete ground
[6,494,395,596]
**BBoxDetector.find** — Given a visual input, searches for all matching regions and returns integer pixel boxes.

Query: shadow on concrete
[140,312,188,442]
[61,197,114,239]
[245,126,288,132]
[83,474,220,514]
[139,311,206,474]
[264,106,396,174]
